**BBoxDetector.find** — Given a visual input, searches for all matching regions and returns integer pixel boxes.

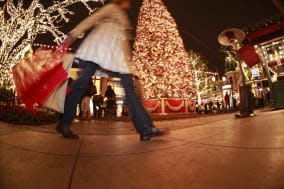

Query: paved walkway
[1,109,284,189]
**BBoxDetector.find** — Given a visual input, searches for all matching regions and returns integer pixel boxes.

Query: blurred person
[224,92,230,111]
[81,95,92,121]
[80,78,97,119]
[56,0,165,140]
[104,85,117,116]
[93,94,104,118]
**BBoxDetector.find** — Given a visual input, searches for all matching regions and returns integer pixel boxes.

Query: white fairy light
[0,0,105,88]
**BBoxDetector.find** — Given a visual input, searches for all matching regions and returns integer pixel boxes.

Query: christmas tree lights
[132,0,196,99]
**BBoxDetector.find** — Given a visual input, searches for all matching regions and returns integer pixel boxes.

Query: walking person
[80,78,96,120]
[224,92,230,111]
[93,94,104,118]
[104,85,117,116]
[56,0,165,140]
[81,94,92,121]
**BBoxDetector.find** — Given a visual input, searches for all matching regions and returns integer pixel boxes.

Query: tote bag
[43,53,74,113]
[12,48,68,112]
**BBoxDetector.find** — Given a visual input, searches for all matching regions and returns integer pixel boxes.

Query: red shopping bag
[12,48,68,113]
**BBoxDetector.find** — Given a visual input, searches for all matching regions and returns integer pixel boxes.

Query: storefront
[235,19,284,108]
[254,37,284,108]
[69,68,126,116]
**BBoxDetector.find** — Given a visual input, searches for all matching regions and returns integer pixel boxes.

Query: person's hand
[58,35,76,51]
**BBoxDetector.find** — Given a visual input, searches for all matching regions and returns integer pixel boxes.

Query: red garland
[143,99,161,113]
[166,98,184,107]
[165,98,185,113]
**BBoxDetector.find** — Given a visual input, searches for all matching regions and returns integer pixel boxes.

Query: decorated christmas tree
[132,0,195,99]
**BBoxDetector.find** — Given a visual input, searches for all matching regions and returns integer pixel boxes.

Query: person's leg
[93,102,97,118]
[58,60,98,138]
[110,73,165,141]
[86,97,91,120]
[81,97,86,119]
[118,74,151,132]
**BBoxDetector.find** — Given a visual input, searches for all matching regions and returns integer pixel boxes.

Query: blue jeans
[59,59,152,133]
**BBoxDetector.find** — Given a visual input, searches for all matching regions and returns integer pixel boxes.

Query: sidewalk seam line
[68,138,84,189]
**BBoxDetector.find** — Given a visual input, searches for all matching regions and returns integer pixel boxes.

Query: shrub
[0,87,16,104]
[0,103,57,125]
[0,87,56,125]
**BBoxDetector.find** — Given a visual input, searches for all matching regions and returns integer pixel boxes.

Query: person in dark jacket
[104,85,117,116]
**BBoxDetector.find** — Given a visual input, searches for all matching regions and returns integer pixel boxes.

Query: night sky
[162,0,279,74]
[34,0,280,74]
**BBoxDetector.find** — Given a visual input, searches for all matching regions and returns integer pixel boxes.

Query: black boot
[56,125,79,139]
[140,126,165,141]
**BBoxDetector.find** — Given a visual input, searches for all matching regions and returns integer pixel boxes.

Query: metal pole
[259,47,276,107]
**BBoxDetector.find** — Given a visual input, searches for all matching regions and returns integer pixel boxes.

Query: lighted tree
[188,50,217,104]
[0,0,105,88]
[132,0,195,99]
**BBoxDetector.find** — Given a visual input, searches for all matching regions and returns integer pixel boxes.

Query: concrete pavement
[1,109,284,189]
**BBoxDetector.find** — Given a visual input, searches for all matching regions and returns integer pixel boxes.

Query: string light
[33,43,72,52]
[132,0,196,99]
[0,0,105,88]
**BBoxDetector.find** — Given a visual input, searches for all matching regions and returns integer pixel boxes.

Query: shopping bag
[43,53,74,113]
[12,48,68,112]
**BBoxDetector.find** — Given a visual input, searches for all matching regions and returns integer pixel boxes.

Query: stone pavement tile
[2,112,237,136]
[23,123,56,133]
[72,143,284,189]
[0,143,75,189]
[24,121,136,135]
[0,122,9,129]
[72,121,135,135]
[154,113,235,130]
[0,130,80,156]
[0,127,18,137]
[0,109,283,189]
[168,123,232,142]
[200,113,284,149]
[13,113,238,136]
[79,134,188,156]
